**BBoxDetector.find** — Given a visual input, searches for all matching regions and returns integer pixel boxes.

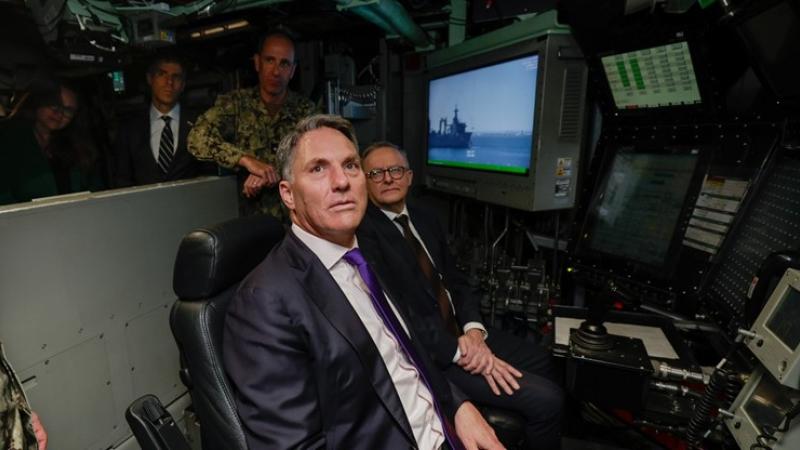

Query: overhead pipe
[335,0,431,48]
[118,0,429,46]
[448,0,466,46]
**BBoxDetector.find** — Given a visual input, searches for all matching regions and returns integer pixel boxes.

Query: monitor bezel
[748,268,800,388]
[423,31,587,212]
[727,367,800,449]
[424,40,543,178]
[596,32,714,117]
[574,143,711,279]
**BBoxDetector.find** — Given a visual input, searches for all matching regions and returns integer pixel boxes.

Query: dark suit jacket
[223,230,464,450]
[112,106,214,187]
[358,202,484,370]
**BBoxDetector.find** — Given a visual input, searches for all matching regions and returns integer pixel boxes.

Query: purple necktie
[342,248,463,450]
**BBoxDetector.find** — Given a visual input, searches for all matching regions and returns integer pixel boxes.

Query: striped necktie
[394,214,461,337]
[157,115,174,173]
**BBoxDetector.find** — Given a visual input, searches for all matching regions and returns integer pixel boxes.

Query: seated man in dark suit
[223,114,505,450]
[112,52,213,187]
[359,142,564,449]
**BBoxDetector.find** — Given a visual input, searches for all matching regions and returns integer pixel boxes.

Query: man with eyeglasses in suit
[358,142,564,449]
[188,29,317,218]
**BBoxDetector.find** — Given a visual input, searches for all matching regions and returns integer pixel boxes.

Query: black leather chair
[166,214,525,449]
[170,214,285,450]
[126,394,192,450]
[480,406,526,449]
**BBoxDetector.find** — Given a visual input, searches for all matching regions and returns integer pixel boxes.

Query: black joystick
[571,280,618,352]
[565,279,652,412]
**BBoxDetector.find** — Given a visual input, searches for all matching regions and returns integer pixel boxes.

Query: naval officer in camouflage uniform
[188,30,317,218]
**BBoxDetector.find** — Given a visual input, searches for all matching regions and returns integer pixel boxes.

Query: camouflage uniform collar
[246,87,305,117]
[278,92,307,120]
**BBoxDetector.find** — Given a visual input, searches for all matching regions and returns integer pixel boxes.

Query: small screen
[601,41,701,109]
[110,71,125,93]
[587,148,699,267]
[744,373,800,430]
[766,286,800,350]
[427,54,538,175]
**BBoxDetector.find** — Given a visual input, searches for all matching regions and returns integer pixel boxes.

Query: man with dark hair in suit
[223,114,505,450]
[359,142,564,449]
[112,53,213,187]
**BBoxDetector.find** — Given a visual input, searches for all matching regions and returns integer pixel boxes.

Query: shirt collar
[291,223,357,271]
[379,204,409,222]
[149,103,180,122]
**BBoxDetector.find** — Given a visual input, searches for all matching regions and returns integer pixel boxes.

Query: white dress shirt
[149,104,181,161]
[381,206,488,362]
[292,224,445,450]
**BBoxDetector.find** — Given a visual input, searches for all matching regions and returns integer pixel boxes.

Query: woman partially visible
[0,79,104,206]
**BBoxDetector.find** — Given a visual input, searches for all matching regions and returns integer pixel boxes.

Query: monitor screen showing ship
[427,54,539,175]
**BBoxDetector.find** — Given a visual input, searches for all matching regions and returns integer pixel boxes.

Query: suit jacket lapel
[139,112,155,164]
[366,205,439,301]
[152,107,191,175]
[366,205,419,268]
[359,229,459,421]
[176,107,195,158]
[408,204,444,270]
[358,229,418,332]
[284,232,416,444]
[139,110,165,179]
[164,108,189,176]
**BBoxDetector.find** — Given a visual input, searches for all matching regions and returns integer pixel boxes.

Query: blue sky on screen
[428,55,538,134]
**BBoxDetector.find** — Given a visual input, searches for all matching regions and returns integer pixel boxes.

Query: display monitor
[748,268,800,389]
[726,368,800,450]
[424,32,588,212]
[766,287,800,351]
[427,54,538,175]
[577,145,707,273]
[601,41,702,110]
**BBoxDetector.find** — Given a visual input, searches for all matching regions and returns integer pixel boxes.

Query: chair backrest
[170,215,284,450]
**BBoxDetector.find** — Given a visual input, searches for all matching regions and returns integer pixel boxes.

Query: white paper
[555,316,680,360]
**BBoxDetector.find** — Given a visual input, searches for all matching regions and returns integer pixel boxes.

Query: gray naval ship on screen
[429,106,472,148]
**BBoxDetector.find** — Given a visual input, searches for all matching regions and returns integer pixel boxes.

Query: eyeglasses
[48,104,77,118]
[365,166,409,182]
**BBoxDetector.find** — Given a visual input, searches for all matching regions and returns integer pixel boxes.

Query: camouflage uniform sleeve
[187,92,248,170]
[1,344,38,450]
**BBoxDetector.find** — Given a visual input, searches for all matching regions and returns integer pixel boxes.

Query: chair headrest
[173,215,285,299]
